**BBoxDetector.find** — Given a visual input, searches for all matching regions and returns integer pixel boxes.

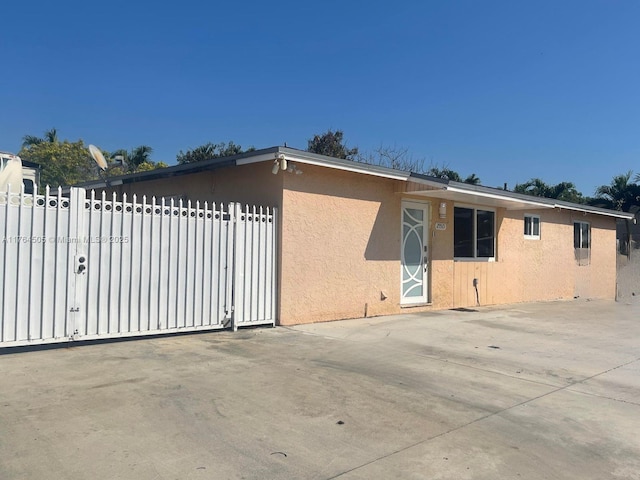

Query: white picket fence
[0,187,277,348]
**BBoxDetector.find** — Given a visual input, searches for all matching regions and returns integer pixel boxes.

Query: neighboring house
[0,151,40,194]
[79,146,634,325]
[20,160,40,194]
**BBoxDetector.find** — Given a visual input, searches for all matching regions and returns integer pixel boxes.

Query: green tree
[109,145,168,174]
[18,140,100,188]
[135,161,162,173]
[176,141,255,164]
[592,171,640,212]
[309,130,479,182]
[426,166,463,182]
[514,178,551,197]
[127,145,153,170]
[424,165,481,184]
[463,173,481,185]
[21,128,59,148]
[307,129,358,160]
[514,178,584,203]
[591,171,640,255]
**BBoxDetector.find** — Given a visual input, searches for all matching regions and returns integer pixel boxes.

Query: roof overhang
[237,148,410,181]
[73,146,634,221]
[407,183,554,211]
[406,176,635,219]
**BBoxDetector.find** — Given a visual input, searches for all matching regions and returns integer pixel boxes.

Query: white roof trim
[235,153,284,166]
[237,151,410,181]
[445,185,553,209]
[550,202,633,219]
[406,181,634,219]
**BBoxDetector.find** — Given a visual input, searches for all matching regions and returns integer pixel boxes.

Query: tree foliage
[19,129,169,187]
[356,144,427,172]
[19,140,100,188]
[513,178,585,203]
[176,141,255,164]
[591,171,640,212]
[21,128,59,148]
[308,131,481,183]
[424,164,481,185]
[591,171,640,256]
[307,129,358,160]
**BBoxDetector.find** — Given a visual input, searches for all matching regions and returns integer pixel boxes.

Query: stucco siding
[278,164,410,325]
[580,213,617,299]
[278,168,617,325]
[448,208,616,308]
[104,162,284,208]
[92,161,620,326]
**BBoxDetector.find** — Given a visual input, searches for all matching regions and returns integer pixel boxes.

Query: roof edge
[72,146,635,220]
[434,180,635,219]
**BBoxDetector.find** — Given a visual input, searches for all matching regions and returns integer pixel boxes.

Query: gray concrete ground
[1,299,639,480]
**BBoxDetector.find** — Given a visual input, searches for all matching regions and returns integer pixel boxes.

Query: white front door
[401,201,429,305]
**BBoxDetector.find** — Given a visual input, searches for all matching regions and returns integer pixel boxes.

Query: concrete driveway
[1,299,639,479]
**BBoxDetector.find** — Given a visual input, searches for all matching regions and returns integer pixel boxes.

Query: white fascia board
[552,203,634,219]
[293,156,410,180]
[235,153,285,166]
[444,185,554,209]
[236,151,410,181]
[445,185,633,218]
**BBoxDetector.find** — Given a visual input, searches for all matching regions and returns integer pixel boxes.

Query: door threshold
[400,302,432,309]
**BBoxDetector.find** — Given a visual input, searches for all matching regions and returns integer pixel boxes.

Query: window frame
[573,221,591,249]
[453,204,496,261]
[524,214,541,240]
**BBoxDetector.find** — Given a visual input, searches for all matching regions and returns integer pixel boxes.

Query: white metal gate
[0,187,277,348]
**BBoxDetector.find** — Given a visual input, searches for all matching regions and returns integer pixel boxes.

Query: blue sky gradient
[1,1,638,195]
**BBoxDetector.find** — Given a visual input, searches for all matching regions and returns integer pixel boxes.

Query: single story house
[79,146,634,325]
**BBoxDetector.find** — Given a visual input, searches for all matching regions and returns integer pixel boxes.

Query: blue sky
[1,1,638,195]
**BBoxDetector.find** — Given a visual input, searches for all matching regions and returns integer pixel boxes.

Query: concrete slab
[1,299,639,479]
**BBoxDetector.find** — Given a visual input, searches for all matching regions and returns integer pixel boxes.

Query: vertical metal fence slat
[1,189,278,348]
[184,199,192,327]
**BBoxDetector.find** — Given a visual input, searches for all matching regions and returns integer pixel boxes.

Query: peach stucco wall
[105,162,284,208]
[443,208,617,309]
[278,164,408,324]
[277,167,617,324]
[97,162,619,325]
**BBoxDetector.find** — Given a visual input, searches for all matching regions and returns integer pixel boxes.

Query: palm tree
[427,166,462,182]
[21,128,58,148]
[514,178,551,197]
[592,171,640,256]
[463,173,481,185]
[549,181,584,203]
[594,171,640,211]
[127,145,153,170]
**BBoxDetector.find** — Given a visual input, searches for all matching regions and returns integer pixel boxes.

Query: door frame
[400,200,430,305]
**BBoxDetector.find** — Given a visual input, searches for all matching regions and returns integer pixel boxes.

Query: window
[23,179,35,195]
[524,214,540,239]
[454,206,495,258]
[574,221,590,266]
[574,221,590,249]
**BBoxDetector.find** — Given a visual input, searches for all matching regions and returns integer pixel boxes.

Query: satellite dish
[88,144,108,171]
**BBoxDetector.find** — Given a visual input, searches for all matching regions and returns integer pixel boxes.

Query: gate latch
[76,255,87,274]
